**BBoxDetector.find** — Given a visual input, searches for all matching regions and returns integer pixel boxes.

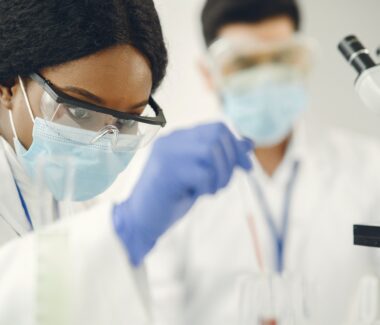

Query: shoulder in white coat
[0,138,151,325]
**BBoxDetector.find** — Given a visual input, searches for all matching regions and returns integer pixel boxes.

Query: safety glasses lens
[39,92,161,150]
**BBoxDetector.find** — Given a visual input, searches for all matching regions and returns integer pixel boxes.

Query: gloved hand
[113,123,253,266]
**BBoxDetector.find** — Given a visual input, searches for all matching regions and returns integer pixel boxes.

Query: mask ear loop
[18,76,35,123]
[9,76,36,140]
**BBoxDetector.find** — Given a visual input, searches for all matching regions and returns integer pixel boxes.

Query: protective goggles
[30,73,166,150]
[208,35,317,82]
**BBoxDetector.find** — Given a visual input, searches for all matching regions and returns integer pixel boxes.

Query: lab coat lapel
[247,121,329,272]
[0,139,31,237]
[284,123,337,273]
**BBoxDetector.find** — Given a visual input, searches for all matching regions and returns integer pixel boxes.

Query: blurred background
[153,0,380,137]
[110,0,380,196]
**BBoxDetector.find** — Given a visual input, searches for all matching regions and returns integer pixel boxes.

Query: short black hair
[0,0,168,92]
[201,0,301,47]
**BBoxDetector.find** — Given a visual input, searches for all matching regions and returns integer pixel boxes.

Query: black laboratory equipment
[338,35,380,248]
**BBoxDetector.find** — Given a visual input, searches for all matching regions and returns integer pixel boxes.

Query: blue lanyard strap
[14,181,33,230]
[250,161,300,273]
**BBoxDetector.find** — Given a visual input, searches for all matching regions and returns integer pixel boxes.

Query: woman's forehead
[41,45,153,110]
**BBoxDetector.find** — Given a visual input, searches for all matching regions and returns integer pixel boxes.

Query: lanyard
[14,181,33,230]
[250,161,300,273]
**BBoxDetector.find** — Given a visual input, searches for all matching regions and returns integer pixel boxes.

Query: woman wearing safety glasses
[0,1,253,323]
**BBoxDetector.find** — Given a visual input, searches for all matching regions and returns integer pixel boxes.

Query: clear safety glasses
[29,73,166,151]
[208,35,317,82]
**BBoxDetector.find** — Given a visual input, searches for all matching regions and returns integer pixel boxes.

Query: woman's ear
[0,79,16,110]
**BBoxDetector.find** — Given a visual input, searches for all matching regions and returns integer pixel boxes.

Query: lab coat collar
[1,137,35,193]
[0,136,62,230]
[251,120,308,185]
[0,136,107,233]
[282,120,308,163]
[0,137,32,235]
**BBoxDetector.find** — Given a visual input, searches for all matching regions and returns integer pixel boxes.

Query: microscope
[339,35,380,247]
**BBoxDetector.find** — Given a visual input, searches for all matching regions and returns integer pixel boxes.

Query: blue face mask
[221,65,308,147]
[9,77,138,201]
[12,118,137,201]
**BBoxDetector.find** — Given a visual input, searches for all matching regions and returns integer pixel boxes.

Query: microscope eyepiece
[338,35,376,74]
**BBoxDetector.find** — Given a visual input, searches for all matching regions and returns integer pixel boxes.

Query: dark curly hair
[202,0,301,47]
[0,0,168,92]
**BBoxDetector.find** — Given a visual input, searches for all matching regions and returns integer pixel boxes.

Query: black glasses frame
[30,73,167,127]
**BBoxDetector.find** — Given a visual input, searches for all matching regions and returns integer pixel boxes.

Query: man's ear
[197,59,217,92]
[0,79,16,110]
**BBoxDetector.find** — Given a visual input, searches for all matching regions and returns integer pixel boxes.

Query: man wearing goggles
[148,0,380,324]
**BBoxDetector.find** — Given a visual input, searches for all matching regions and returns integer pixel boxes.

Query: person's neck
[0,109,16,149]
[255,136,291,177]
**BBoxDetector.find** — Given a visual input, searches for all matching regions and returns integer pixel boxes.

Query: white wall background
[153,0,380,137]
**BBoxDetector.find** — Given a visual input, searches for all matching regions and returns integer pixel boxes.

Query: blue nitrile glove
[113,123,253,266]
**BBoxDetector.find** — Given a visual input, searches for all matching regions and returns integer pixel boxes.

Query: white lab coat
[147,123,380,325]
[0,136,151,325]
